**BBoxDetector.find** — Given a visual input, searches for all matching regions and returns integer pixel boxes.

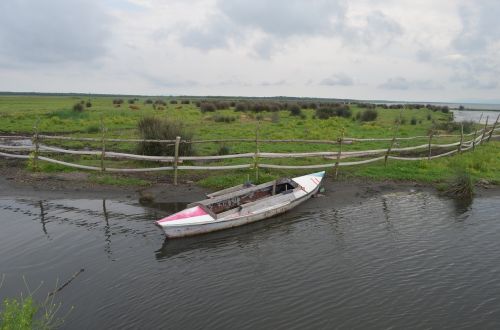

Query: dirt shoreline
[1,160,498,208]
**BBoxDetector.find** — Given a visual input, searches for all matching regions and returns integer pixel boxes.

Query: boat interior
[188,178,298,217]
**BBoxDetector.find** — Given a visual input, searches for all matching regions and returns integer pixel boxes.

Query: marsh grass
[0,275,71,330]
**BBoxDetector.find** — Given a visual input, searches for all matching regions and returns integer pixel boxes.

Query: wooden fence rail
[0,122,498,184]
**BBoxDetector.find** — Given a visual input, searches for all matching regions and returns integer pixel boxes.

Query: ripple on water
[1,194,500,329]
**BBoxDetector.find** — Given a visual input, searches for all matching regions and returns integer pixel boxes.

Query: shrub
[170,100,178,104]
[359,109,378,122]
[73,102,84,112]
[441,106,450,113]
[315,105,351,119]
[112,99,124,105]
[445,169,474,200]
[85,101,92,108]
[200,102,216,113]
[214,101,230,110]
[289,104,302,116]
[144,99,153,104]
[155,100,167,106]
[181,100,190,104]
[212,114,236,123]
[427,114,432,120]
[235,102,248,112]
[410,117,417,125]
[128,99,135,104]
[136,117,193,156]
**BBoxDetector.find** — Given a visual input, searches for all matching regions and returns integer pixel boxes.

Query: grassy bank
[1,95,498,188]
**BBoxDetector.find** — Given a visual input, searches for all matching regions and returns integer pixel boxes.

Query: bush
[86,125,99,133]
[212,114,236,123]
[427,114,432,120]
[144,99,153,104]
[410,117,417,125]
[137,117,193,156]
[85,101,92,108]
[128,99,135,104]
[235,102,248,112]
[170,100,178,104]
[315,105,351,119]
[289,104,302,116]
[445,169,474,200]
[181,100,190,104]
[359,109,378,122]
[112,99,124,105]
[200,102,216,113]
[73,102,84,112]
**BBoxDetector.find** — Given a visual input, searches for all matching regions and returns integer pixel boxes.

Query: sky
[1,0,499,103]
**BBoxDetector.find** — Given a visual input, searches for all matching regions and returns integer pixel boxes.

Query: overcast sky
[1,0,499,102]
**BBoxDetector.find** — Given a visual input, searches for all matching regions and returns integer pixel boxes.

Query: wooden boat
[156,171,325,238]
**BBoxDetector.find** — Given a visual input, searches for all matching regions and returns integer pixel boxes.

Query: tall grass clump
[289,104,302,116]
[137,117,193,156]
[200,102,216,113]
[72,102,84,112]
[359,109,378,122]
[315,105,351,119]
[445,169,474,200]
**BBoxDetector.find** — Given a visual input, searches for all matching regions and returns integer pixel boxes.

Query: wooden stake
[487,113,500,142]
[472,113,483,151]
[334,128,344,179]
[32,117,40,171]
[427,130,434,160]
[480,116,489,145]
[458,123,464,153]
[173,136,180,185]
[385,112,402,166]
[254,121,260,182]
[100,117,106,172]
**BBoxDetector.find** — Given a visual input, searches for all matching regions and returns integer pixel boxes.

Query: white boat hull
[156,172,325,238]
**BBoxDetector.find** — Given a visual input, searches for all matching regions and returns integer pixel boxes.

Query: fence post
[100,117,106,172]
[472,113,484,151]
[254,121,260,182]
[458,123,464,153]
[427,131,433,160]
[32,117,40,171]
[173,136,181,186]
[385,112,401,166]
[487,113,500,142]
[334,128,344,179]
[480,116,489,145]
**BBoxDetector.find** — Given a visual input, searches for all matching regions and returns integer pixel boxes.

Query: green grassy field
[0,95,498,188]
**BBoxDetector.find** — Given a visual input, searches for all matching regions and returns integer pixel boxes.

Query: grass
[0,95,498,188]
[0,276,69,330]
[89,173,151,186]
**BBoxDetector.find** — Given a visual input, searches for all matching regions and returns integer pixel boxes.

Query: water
[1,193,500,329]
[451,110,500,124]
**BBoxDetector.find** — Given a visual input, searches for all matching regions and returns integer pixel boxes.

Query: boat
[155,171,325,238]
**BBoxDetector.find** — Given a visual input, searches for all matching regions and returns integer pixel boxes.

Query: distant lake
[451,110,500,123]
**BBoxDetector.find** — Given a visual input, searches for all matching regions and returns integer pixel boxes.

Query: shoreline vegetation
[0,95,499,193]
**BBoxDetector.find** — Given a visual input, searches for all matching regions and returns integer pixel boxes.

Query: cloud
[178,0,346,55]
[0,0,112,66]
[339,10,403,48]
[320,73,354,86]
[379,77,443,90]
[452,1,500,53]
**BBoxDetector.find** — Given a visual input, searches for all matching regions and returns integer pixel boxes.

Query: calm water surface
[1,192,500,329]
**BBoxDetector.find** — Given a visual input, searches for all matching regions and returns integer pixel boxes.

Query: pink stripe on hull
[157,206,208,223]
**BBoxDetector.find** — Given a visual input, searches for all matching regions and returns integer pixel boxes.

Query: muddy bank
[1,166,499,212]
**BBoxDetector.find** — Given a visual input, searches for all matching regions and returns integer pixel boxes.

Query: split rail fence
[0,115,499,185]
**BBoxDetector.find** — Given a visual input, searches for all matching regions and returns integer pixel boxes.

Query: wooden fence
[0,115,499,185]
